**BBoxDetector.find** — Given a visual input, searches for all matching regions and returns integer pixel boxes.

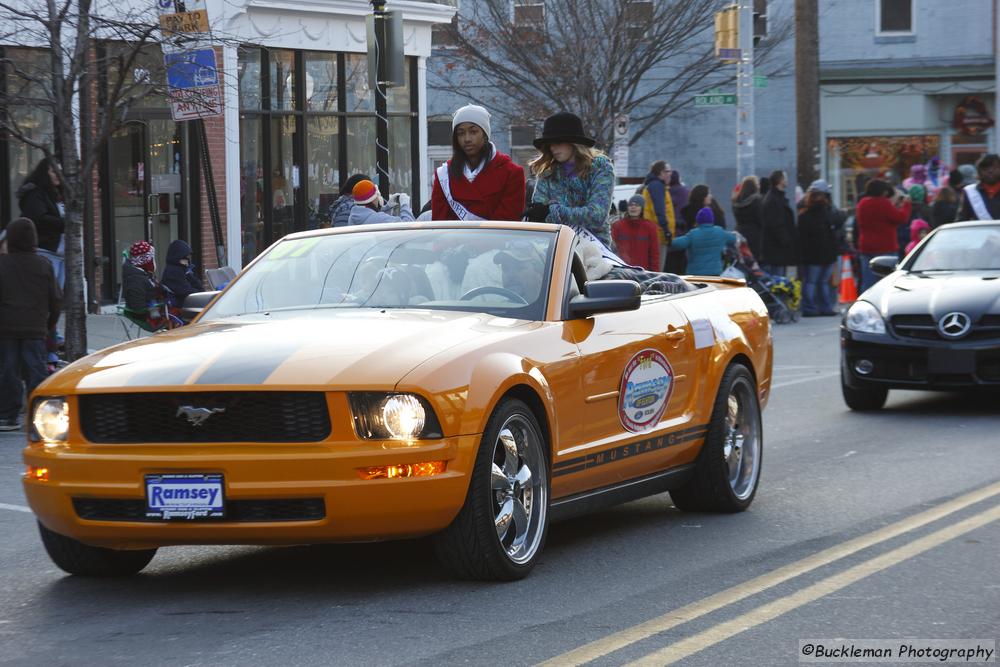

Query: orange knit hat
[352,179,381,206]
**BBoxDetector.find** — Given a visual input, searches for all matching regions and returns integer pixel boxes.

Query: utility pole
[370,0,390,195]
[795,0,820,188]
[736,0,755,181]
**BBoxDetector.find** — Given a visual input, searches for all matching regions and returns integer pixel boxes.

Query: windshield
[909,226,1000,272]
[202,228,557,321]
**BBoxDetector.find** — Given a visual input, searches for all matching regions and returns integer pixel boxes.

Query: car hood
[43,309,539,392]
[864,271,1000,320]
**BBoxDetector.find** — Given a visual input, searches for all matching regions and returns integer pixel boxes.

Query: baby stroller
[723,236,801,324]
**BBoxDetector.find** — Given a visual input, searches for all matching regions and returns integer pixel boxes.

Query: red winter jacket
[856,196,912,254]
[431,151,526,222]
[611,217,661,271]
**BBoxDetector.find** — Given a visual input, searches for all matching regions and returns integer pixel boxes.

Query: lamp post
[370,0,390,195]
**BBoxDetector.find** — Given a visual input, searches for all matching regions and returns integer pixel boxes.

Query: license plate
[927,349,976,375]
[145,473,225,520]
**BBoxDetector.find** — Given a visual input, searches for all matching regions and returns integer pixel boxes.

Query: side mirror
[869,255,898,278]
[180,291,219,323]
[568,280,641,318]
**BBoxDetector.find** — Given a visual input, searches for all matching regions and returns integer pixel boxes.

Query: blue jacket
[670,224,737,276]
[347,203,415,226]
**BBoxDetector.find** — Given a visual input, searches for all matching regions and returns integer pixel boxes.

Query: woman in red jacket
[431,104,526,221]
[855,179,911,291]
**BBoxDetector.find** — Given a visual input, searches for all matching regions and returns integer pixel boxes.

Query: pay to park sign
[158,0,222,121]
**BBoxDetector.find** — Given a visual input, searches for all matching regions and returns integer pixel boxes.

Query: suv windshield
[202,228,557,321]
[909,225,1000,271]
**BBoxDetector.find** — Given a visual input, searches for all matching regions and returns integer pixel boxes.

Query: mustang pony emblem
[176,405,226,426]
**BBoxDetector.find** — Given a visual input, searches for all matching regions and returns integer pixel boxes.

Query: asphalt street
[0,316,997,666]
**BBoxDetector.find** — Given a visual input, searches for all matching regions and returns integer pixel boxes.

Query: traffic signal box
[714,0,767,63]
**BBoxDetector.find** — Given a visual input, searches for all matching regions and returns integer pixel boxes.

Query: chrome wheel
[490,415,547,565]
[723,380,760,501]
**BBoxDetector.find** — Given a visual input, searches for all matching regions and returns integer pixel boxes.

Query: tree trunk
[795,0,820,189]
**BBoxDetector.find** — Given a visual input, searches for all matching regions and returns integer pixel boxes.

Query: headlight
[845,301,886,335]
[349,393,443,440]
[31,397,69,444]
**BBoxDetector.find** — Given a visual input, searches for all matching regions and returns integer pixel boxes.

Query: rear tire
[38,522,156,576]
[671,364,762,513]
[434,398,549,581]
[841,370,888,411]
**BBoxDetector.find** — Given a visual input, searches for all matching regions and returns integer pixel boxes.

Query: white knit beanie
[452,104,491,139]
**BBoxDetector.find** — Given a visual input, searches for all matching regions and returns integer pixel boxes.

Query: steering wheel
[459,285,529,305]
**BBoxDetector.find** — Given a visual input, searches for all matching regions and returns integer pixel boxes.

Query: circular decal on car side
[618,349,675,433]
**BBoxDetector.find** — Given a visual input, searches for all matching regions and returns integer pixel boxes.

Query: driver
[493,241,545,302]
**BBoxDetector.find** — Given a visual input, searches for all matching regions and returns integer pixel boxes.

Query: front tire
[38,522,157,576]
[435,398,549,581]
[841,369,888,411]
[671,364,762,513]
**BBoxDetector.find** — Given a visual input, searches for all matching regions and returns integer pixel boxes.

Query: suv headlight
[349,393,443,440]
[845,301,886,335]
[31,397,69,444]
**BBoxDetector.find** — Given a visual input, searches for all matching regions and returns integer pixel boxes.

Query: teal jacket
[671,224,738,276]
[532,155,614,243]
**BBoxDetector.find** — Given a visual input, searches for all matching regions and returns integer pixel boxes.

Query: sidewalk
[58,313,150,355]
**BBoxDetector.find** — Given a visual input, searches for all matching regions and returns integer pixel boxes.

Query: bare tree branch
[432,0,791,151]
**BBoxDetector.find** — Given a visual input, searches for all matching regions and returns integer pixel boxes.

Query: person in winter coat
[797,190,839,316]
[611,195,660,271]
[0,218,62,430]
[957,153,1000,221]
[328,174,371,228]
[855,179,911,291]
[432,105,525,221]
[526,112,615,245]
[670,207,737,276]
[929,186,959,229]
[347,179,415,226]
[122,240,161,312]
[160,239,204,306]
[905,219,930,255]
[899,184,931,259]
[16,158,66,288]
[680,184,727,233]
[760,170,798,276]
[668,170,690,217]
[640,160,676,266]
[732,175,765,258]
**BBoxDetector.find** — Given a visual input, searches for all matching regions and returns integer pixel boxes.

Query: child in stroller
[723,233,801,324]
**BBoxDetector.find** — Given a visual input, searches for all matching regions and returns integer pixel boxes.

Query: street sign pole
[736,0,755,181]
[370,0,390,196]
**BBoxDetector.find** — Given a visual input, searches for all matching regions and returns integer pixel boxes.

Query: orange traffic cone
[839,254,857,303]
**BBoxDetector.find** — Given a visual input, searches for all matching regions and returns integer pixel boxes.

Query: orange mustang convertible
[24,222,772,581]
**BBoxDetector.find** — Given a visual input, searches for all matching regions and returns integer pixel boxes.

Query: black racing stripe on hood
[194,338,303,385]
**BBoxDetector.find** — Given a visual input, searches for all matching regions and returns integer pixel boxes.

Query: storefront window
[826,135,940,209]
[345,53,373,113]
[269,49,296,111]
[238,46,262,110]
[237,48,417,262]
[239,116,263,266]
[306,116,340,228]
[304,51,337,112]
[2,47,56,221]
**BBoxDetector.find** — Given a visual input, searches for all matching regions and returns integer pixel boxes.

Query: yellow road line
[628,502,1000,666]
[538,479,1000,667]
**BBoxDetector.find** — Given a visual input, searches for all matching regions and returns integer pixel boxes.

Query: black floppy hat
[533,112,596,149]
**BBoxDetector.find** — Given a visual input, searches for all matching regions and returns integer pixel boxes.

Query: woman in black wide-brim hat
[525,112,615,244]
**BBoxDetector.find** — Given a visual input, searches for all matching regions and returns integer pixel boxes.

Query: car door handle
[664,329,686,342]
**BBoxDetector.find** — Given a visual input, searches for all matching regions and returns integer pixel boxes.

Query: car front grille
[72,497,326,522]
[891,314,1000,342]
[79,392,331,443]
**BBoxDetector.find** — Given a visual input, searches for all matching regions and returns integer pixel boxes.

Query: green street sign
[695,93,737,106]
[753,74,768,88]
